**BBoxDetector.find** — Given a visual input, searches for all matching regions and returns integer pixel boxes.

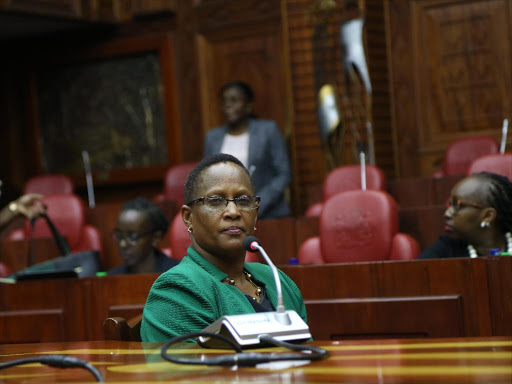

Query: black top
[246,292,274,312]
[419,235,469,259]
[108,249,180,275]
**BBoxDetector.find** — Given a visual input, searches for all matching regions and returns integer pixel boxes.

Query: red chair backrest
[163,163,197,207]
[319,190,399,263]
[323,165,386,201]
[23,174,74,195]
[467,153,512,180]
[7,195,103,260]
[443,136,499,176]
[168,213,192,260]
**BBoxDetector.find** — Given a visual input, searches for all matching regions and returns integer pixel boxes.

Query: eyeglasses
[111,230,154,245]
[446,198,489,211]
[186,196,260,211]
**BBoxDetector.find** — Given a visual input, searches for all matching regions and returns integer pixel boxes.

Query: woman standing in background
[204,81,291,219]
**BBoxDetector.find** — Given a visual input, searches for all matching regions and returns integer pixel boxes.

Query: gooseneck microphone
[196,237,311,349]
[161,237,327,367]
[243,236,286,317]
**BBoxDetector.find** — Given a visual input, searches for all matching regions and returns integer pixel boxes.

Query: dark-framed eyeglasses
[186,195,260,211]
[111,230,154,245]
[446,198,489,212]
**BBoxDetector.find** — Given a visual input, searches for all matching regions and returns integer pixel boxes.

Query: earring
[480,221,491,228]
[254,226,257,232]
[187,227,192,234]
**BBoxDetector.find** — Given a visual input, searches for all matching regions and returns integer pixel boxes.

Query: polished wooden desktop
[0,337,511,383]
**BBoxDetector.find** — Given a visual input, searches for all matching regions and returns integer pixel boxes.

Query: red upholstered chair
[155,162,197,207]
[165,213,191,260]
[433,136,499,178]
[23,174,74,195]
[298,190,420,264]
[467,153,512,180]
[8,194,103,261]
[305,165,386,217]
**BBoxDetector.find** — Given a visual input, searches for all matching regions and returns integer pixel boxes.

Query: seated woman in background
[203,81,291,219]
[140,154,307,342]
[109,198,179,275]
[420,172,512,259]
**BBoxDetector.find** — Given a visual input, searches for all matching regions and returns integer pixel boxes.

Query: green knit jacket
[140,247,308,342]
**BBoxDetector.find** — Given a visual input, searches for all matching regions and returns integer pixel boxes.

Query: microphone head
[243,236,260,253]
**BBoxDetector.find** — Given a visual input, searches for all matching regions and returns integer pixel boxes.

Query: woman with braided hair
[420,172,512,259]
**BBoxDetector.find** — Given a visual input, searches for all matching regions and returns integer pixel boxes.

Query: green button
[96,272,107,277]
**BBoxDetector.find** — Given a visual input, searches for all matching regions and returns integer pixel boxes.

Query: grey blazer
[204,119,291,219]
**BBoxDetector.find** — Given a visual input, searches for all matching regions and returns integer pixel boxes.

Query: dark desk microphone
[197,236,311,349]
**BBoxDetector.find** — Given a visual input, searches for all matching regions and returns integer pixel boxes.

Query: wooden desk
[0,338,511,383]
[1,257,511,344]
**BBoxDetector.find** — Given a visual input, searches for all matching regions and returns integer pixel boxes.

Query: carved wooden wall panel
[387,0,512,177]
[197,30,287,135]
[196,0,286,134]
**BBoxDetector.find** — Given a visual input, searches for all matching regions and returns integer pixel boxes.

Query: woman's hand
[9,193,46,220]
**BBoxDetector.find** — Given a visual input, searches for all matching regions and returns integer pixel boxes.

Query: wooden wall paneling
[173,0,202,162]
[412,0,512,176]
[366,0,395,178]
[282,258,493,339]
[0,278,86,343]
[0,0,83,18]
[385,0,418,177]
[196,4,286,137]
[398,205,445,250]
[285,0,327,214]
[386,0,512,177]
[250,218,296,265]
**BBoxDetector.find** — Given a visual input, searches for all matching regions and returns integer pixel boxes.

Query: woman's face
[221,86,252,125]
[114,209,156,267]
[184,162,257,259]
[444,177,490,242]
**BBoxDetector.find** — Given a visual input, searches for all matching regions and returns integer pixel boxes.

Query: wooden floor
[1,337,511,383]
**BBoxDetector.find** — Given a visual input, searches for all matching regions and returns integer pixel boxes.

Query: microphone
[198,236,311,349]
[243,236,287,320]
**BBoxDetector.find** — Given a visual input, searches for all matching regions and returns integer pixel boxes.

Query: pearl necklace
[467,232,512,258]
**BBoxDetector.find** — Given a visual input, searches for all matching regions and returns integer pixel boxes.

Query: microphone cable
[161,332,329,367]
[0,354,104,382]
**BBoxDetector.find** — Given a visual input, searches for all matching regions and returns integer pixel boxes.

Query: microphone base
[197,310,311,349]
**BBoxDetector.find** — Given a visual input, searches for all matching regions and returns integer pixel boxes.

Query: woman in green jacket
[140,153,307,342]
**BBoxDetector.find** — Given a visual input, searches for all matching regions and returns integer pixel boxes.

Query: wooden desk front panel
[0,279,86,343]
[0,258,507,343]
[87,274,158,340]
[282,258,492,340]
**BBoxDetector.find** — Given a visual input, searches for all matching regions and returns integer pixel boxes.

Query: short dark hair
[120,197,169,233]
[184,154,252,204]
[472,172,512,232]
[220,81,254,102]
